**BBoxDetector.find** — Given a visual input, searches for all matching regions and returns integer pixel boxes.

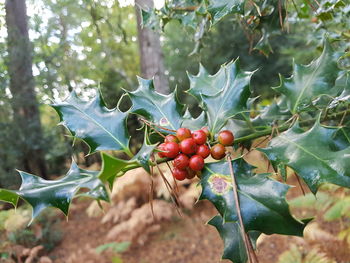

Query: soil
[48,185,350,263]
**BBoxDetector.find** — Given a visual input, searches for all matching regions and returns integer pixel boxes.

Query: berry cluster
[157,127,234,181]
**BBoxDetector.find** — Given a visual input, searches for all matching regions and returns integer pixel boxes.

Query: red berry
[186,168,196,179]
[157,143,167,158]
[196,144,210,158]
[211,144,226,160]
[163,142,179,158]
[176,128,192,141]
[179,138,197,155]
[165,134,179,143]
[218,130,234,146]
[172,168,187,181]
[173,154,190,170]
[189,155,205,171]
[192,130,207,145]
[201,126,210,137]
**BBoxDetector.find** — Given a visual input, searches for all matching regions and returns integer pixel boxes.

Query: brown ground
[49,195,350,263]
[48,151,350,263]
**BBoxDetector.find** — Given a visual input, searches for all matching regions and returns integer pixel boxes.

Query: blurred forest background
[0,0,327,190]
[0,0,349,262]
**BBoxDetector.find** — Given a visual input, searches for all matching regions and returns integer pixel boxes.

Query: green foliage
[1,2,350,261]
[277,245,336,263]
[208,215,260,263]
[200,159,308,235]
[52,91,131,155]
[1,161,109,220]
[274,41,341,113]
[1,207,63,251]
[194,60,252,134]
[95,241,130,254]
[127,77,185,130]
[259,121,350,193]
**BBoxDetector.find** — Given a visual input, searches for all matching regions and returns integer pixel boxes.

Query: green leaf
[254,30,273,57]
[274,40,342,114]
[181,110,207,131]
[192,59,253,134]
[259,121,350,193]
[127,77,185,130]
[95,241,130,254]
[0,161,109,220]
[132,137,157,174]
[200,158,307,236]
[208,0,245,25]
[99,152,129,187]
[187,63,227,101]
[208,215,261,263]
[0,189,19,207]
[52,91,131,155]
[324,197,350,221]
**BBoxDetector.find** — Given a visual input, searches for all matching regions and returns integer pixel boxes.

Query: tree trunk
[5,0,47,178]
[135,0,169,94]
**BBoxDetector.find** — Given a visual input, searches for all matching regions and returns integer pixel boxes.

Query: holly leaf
[127,77,185,130]
[208,215,261,263]
[52,91,131,155]
[259,120,350,193]
[187,63,227,101]
[0,161,109,220]
[99,152,129,187]
[181,110,207,130]
[274,40,342,114]
[132,137,157,174]
[208,0,245,25]
[200,158,307,236]
[194,59,253,134]
[0,189,19,207]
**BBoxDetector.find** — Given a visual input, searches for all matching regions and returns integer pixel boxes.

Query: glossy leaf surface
[259,121,350,193]
[127,77,185,130]
[52,91,131,154]
[274,41,341,113]
[192,60,252,134]
[200,158,307,235]
[0,161,109,220]
[208,215,261,263]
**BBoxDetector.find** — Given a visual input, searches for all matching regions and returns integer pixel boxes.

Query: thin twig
[155,162,182,216]
[149,155,156,221]
[305,0,317,12]
[294,173,306,196]
[339,105,349,126]
[227,155,257,263]
[166,161,179,194]
[139,119,166,138]
[278,0,284,30]
[139,118,176,133]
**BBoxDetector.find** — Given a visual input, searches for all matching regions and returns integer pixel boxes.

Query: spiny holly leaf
[52,91,131,155]
[208,0,245,25]
[200,158,307,235]
[254,30,273,57]
[187,63,227,101]
[208,215,261,263]
[328,71,350,109]
[181,110,207,130]
[127,77,185,130]
[259,120,350,193]
[99,152,129,187]
[274,40,341,114]
[194,59,253,134]
[132,137,157,174]
[0,161,109,220]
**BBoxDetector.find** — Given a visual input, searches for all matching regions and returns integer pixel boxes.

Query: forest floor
[48,182,350,263]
